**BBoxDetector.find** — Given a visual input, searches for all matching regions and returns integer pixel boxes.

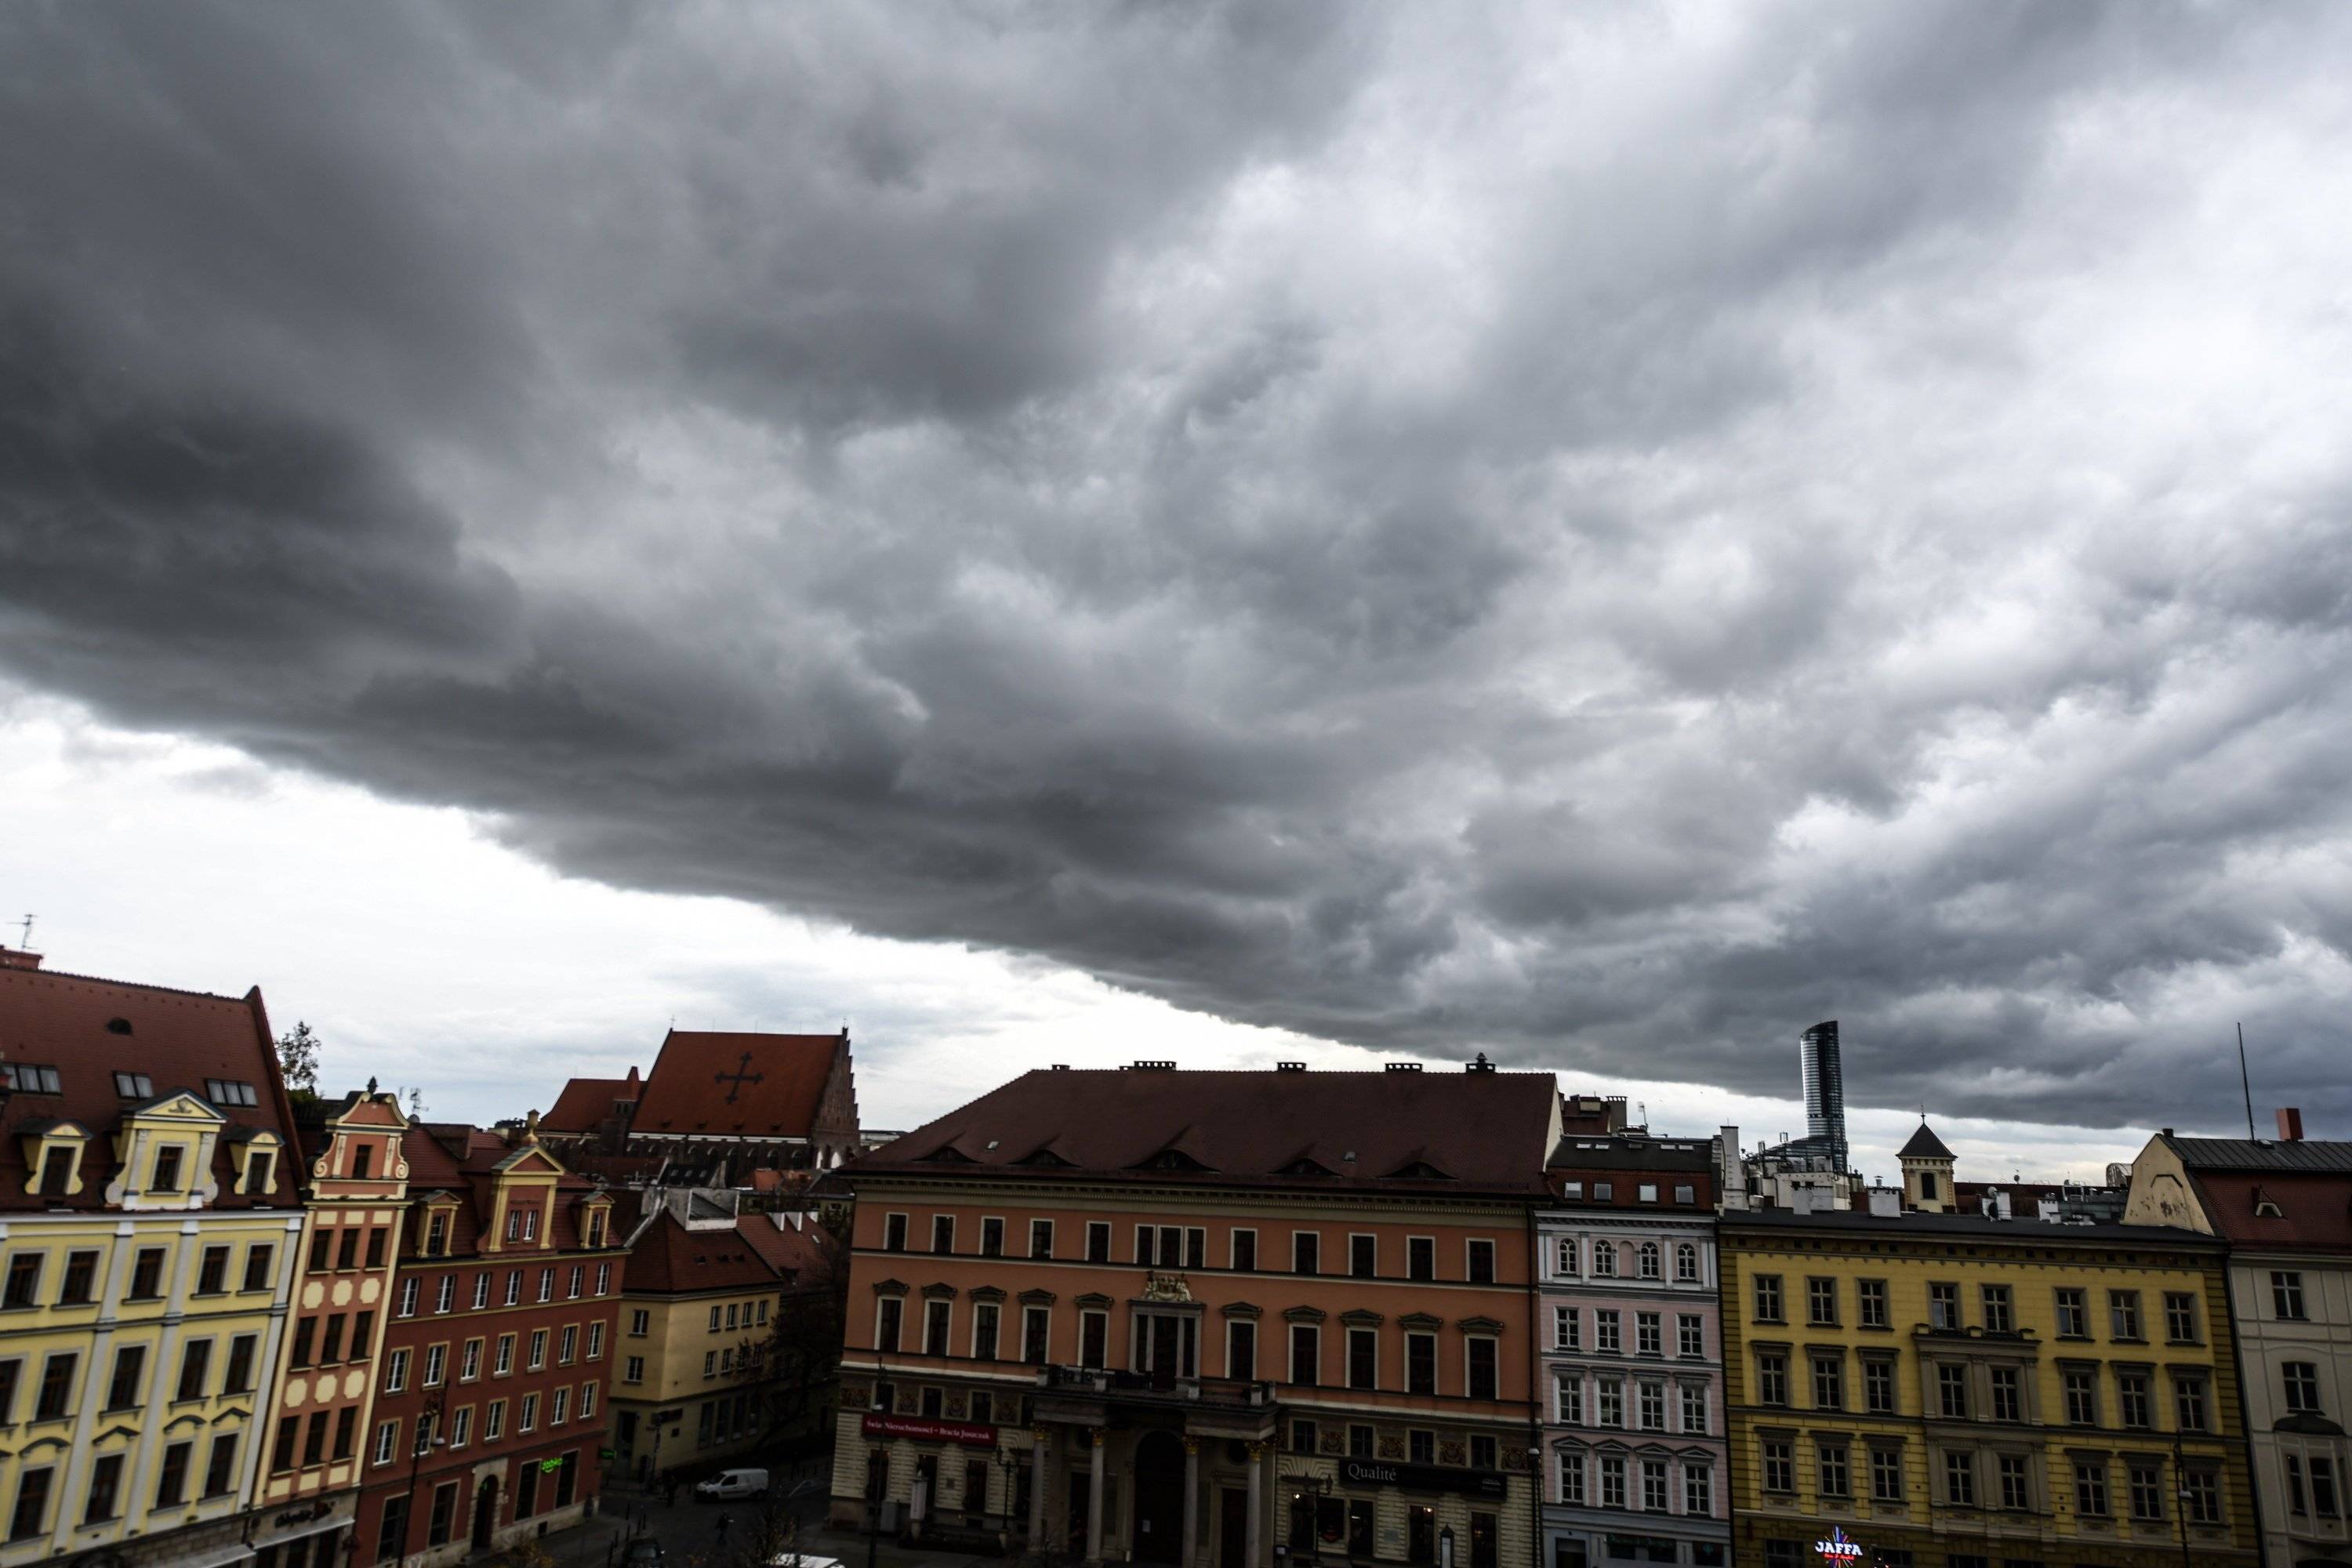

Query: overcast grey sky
[5,2,2350,1154]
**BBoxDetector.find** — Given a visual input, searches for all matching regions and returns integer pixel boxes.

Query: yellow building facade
[1720,1208,2259,1568]
[1,953,308,1568]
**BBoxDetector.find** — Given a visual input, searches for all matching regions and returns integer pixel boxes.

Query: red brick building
[539,1028,862,1176]
[350,1123,620,1566]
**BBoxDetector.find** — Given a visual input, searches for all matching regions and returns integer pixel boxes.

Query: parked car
[695,1468,771,1501]
[623,1541,666,1567]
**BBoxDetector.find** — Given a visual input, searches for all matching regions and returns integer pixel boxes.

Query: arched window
[1675,1243,1699,1283]
[1592,1243,1617,1279]
[1638,1242,1661,1279]
[1555,1238,1578,1277]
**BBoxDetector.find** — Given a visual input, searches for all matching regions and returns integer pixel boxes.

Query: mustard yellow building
[1720,1205,2259,1568]
[0,948,305,1568]
[610,1203,835,1481]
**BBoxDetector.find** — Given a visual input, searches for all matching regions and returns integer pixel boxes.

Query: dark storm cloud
[7,0,2352,1132]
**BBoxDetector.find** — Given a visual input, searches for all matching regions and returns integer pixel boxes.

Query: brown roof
[543,1074,633,1133]
[0,960,298,1211]
[739,1213,838,1280]
[2183,1170,2352,1250]
[622,1212,792,1294]
[631,1029,841,1139]
[396,1123,604,1256]
[854,1066,1559,1195]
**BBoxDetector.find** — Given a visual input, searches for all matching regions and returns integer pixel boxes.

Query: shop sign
[1338,1457,1508,1499]
[1815,1527,1864,1562]
[862,1413,998,1446]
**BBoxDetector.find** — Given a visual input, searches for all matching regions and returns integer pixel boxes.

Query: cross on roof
[715,1051,764,1105]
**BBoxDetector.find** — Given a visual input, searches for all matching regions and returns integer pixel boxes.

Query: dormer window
[4,1064,63,1094]
[351,1144,374,1180]
[586,1210,608,1248]
[152,1145,186,1192]
[40,1145,74,1192]
[523,1209,539,1241]
[426,1213,450,1258]
[203,1080,259,1108]
[245,1149,275,1196]
[113,1073,154,1099]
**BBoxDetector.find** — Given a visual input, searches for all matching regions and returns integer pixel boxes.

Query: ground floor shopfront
[830,1368,1534,1567]
[351,1432,601,1568]
[1733,1508,2252,1568]
[1541,1503,1727,1568]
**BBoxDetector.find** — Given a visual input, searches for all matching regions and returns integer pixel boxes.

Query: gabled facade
[539,1029,861,1176]
[836,1060,1559,1568]
[350,1123,621,1567]
[0,947,306,1568]
[1537,1131,1726,1568]
[248,1087,413,1568]
[2125,1118,2352,1568]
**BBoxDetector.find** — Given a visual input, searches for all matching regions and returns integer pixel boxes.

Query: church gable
[629,1029,856,1145]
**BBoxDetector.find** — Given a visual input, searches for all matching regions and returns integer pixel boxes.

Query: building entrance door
[1218,1486,1248,1567]
[1131,1432,1185,1563]
[472,1475,500,1552]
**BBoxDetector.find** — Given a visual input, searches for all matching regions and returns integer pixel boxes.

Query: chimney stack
[2277,1107,2305,1142]
[0,947,41,971]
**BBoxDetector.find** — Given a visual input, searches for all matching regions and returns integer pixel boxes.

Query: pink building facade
[1537,1133,1729,1568]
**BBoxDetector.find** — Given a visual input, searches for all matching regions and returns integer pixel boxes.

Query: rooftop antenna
[2238,1023,2256,1141]
[13,914,30,949]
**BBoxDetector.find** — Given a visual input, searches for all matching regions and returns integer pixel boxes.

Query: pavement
[579,1461,1014,1568]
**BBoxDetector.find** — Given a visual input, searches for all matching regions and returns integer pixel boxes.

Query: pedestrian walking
[715,1511,732,1547]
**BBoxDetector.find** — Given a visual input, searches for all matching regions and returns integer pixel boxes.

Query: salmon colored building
[833,1059,1562,1568]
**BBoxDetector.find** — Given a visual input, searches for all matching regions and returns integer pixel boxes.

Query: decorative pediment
[1397,1312,1443,1332]
[164,1414,208,1432]
[1456,1316,1504,1334]
[1220,1301,1261,1319]
[921,1283,958,1300]
[96,1424,143,1443]
[124,1091,231,1126]
[1339,1308,1384,1327]
[968,1286,1007,1304]
[1283,1305,1327,1323]
[872,1278,910,1297]
[492,1142,568,1178]
[1073,1292,1115,1310]
[1018,1288,1057,1306]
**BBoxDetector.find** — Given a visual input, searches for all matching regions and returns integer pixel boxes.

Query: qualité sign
[1337,1457,1508,1500]
[862,1413,998,1446]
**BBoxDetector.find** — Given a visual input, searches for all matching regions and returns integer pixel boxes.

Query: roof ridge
[0,967,252,1006]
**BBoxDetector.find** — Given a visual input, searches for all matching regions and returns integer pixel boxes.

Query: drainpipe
[1525,1193,1544,1568]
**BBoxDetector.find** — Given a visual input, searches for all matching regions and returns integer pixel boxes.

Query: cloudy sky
[5,2,2350,1178]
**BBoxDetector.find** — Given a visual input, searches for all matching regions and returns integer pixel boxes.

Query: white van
[695,1468,770,1501]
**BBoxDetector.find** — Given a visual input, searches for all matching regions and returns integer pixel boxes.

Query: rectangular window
[2164,1291,2198,1342]
[1812,1355,1843,1410]
[1635,1379,1664,1430]
[1290,1324,1319,1386]
[1762,1441,1794,1494]
[2,1254,42,1310]
[423,1343,446,1387]
[623,1356,644,1384]
[1553,1305,1577,1349]
[1808,1277,1838,1325]
[493,1334,515,1376]
[2074,1461,2109,1517]
[1022,1306,1050,1365]
[1980,1284,2013,1333]
[36,1352,76,1421]
[1858,1278,1889,1328]
[1642,1457,1670,1510]
[2118,1370,2152,1428]
[1348,1328,1377,1389]
[1595,1309,1621,1353]
[973,1302,1000,1361]
[1231,1229,1258,1272]
[1817,1442,1850,1499]
[2110,1290,2143,1340]
[1350,1235,1377,1279]
[1757,1351,1788,1406]
[485,1400,506,1440]
[1683,1463,1711,1516]
[1228,1319,1257,1381]
[1029,1219,1054,1259]
[107,1345,146,1410]
[1944,1450,1976,1507]
[2183,1470,2221,1525]
[1600,1456,1627,1509]
[58,1250,98,1305]
[877,1298,902,1353]
[1753,1274,1784,1323]
[176,1339,210,1400]
[1558,1452,1584,1505]
[1864,1358,1896,1414]
[243,1244,274,1292]
[925,1301,952,1358]
[9,1468,50,1541]
[1467,1239,1495,1283]
[204,1435,237,1498]
[1871,1446,1904,1502]
[2313,1457,2340,1519]
[1406,1331,1436,1396]
[83,1454,123,1523]
[461,1338,484,1381]
[2063,1367,2097,1425]
[448,1406,471,1449]
[1468,1338,1498,1400]
[1998,1453,2031,1511]
[2129,1462,2164,1521]
[883,1214,908,1252]
[1597,1381,1624,1428]
[2176,1374,2210,1432]
[129,1247,165,1300]
[1293,1232,1319,1276]
[1079,1310,1107,1369]
[321,1314,347,1363]
[931,1214,955,1254]
[2285,1361,2324,1414]
[1408,1236,1434,1280]
[385,1348,409,1392]
[226,1334,258,1392]
[151,1145,185,1192]
[375,1419,400,1466]
[1289,1418,1316,1455]
[1680,1382,1707,1433]
[520,1393,539,1432]
[303,1411,328,1467]
[1637,1312,1661,1356]
[2274,1271,2308,1320]
[1937,1363,1969,1419]
[1679,1314,1704,1358]
[1555,1374,1581,1424]
[981,1218,1004,1257]
[1929,1282,1959,1330]
[1990,1365,2021,1422]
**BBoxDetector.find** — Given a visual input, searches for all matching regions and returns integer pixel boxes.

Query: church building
[537,1029,862,1181]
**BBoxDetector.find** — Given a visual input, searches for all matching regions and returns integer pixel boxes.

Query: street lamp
[399,1388,452,1565]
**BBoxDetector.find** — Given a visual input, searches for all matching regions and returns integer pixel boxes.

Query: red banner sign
[862,1413,998,1446]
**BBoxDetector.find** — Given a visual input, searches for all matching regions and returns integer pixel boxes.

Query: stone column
[1182,1439,1200,1568]
[1245,1443,1265,1568]
[1029,1429,1049,1548]
[1087,1429,1107,1563]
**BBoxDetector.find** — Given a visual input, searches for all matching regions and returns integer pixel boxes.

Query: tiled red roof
[543,1075,633,1133]
[631,1029,841,1139]
[739,1213,837,1280]
[623,1212,793,1294]
[0,961,297,1211]
[856,1066,1559,1195]
[2186,1170,2352,1250]
[397,1123,606,1256]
